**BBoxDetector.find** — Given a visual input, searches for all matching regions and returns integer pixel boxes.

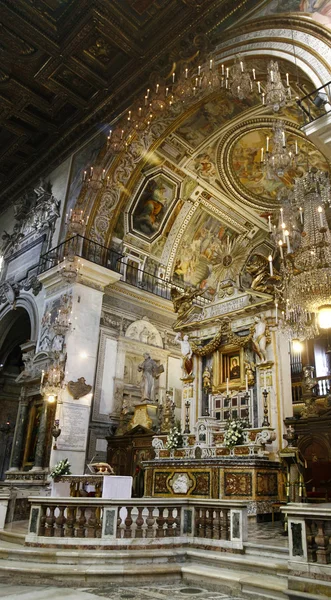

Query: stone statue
[174,332,193,377]
[252,315,268,363]
[171,287,203,322]
[245,253,280,294]
[138,352,164,402]
[202,365,212,391]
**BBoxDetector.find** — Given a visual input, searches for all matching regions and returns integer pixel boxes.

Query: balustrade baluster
[167,507,175,537]
[87,507,97,538]
[45,506,56,537]
[205,508,212,539]
[117,508,123,538]
[38,506,46,536]
[65,506,75,537]
[124,506,133,538]
[54,506,66,537]
[173,508,180,536]
[135,506,144,538]
[220,509,229,540]
[156,507,165,538]
[195,508,202,537]
[315,519,330,564]
[213,508,221,540]
[146,506,155,538]
[76,507,86,538]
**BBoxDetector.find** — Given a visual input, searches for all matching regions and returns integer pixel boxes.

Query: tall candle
[252,68,256,80]
[245,374,248,392]
[286,72,289,87]
[268,215,272,232]
[221,64,224,75]
[299,206,303,224]
[240,61,244,73]
[226,377,229,395]
[266,136,269,152]
[268,255,273,276]
[261,147,264,162]
[285,231,291,253]
[275,301,278,324]
[279,240,284,259]
[257,81,261,93]
[209,59,213,70]
[270,69,274,83]
[318,206,324,227]
[282,130,286,147]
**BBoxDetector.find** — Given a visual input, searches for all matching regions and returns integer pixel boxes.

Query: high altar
[108,280,291,518]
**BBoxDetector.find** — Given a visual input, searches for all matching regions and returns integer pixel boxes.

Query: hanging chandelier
[272,168,331,337]
[261,121,298,179]
[263,60,291,113]
[40,351,66,403]
[52,294,72,336]
[228,56,253,100]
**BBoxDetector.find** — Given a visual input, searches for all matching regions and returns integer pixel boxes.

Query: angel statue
[170,287,204,322]
[174,332,193,377]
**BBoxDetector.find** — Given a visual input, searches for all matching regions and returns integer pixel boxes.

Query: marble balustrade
[25,497,247,550]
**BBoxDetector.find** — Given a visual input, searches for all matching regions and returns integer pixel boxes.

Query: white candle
[209,59,213,70]
[299,206,303,224]
[245,374,248,392]
[318,206,324,227]
[83,170,87,182]
[185,68,188,79]
[275,301,278,324]
[262,93,265,105]
[282,131,286,147]
[90,166,93,177]
[226,67,229,78]
[257,81,261,93]
[102,169,105,180]
[286,72,289,87]
[221,64,224,75]
[252,68,256,80]
[261,147,264,162]
[146,88,150,98]
[285,230,291,253]
[226,377,229,395]
[280,207,284,226]
[172,72,175,83]
[268,255,273,276]
[41,370,45,386]
[198,65,201,76]
[268,215,272,232]
[279,240,284,259]
[266,136,269,152]
[295,140,298,155]
[270,69,274,83]
[240,61,244,73]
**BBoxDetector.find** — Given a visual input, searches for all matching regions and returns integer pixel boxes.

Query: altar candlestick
[268,255,273,276]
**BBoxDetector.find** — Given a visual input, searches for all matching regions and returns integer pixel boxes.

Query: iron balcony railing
[297,81,331,126]
[38,235,210,306]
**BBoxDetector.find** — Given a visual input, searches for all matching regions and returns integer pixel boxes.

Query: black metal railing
[38,235,210,306]
[38,235,123,274]
[297,81,331,126]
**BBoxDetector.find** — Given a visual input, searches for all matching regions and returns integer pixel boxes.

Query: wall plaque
[56,402,90,451]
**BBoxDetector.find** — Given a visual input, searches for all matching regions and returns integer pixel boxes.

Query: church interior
[1,1,331,599]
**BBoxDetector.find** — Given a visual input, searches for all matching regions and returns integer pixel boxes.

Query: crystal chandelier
[263,60,291,113]
[65,208,89,237]
[40,351,66,402]
[52,294,72,336]
[228,56,253,100]
[261,121,298,179]
[59,256,80,284]
[273,168,331,337]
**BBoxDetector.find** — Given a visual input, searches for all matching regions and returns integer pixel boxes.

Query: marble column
[8,387,29,471]
[30,399,48,471]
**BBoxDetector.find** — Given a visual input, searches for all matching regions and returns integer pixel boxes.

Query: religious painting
[172,208,238,295]
[65,132,104,214]
[254,0,331,29]
[230,129,329,201]
[188,143,217,183]
[175,94,253,149]
[131,174,178,241]
[229,354,241,380]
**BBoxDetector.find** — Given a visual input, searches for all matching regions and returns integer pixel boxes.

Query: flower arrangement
[223,419,248,448]
[166,426,183,450]
[50,458,71,479]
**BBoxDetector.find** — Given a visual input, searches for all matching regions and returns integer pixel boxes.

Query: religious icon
[229,355,240,380]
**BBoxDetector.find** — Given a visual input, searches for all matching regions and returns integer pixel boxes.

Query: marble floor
[0,583,272,600]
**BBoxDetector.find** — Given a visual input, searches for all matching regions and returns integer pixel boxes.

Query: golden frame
[212,345,245,393]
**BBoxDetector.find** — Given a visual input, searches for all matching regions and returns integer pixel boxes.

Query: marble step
[187,548,289,578]
[244,542,289,559]
[0,530,25,546]
[182,564,288,600]
[0,558,182,585]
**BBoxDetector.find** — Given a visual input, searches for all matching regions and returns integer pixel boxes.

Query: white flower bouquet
[223,418,248,448]
[50,458,71,479]
[166,426,183,450]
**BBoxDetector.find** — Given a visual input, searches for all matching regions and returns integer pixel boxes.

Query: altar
[51,475,132,499]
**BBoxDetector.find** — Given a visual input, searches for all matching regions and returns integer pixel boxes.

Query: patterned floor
[0,583,271,600]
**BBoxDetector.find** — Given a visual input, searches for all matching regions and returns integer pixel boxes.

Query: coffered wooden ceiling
[0,0,262,210]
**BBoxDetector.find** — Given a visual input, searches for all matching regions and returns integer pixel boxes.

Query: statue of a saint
[252,315,268,363]
[174,332,193,376]
[138,353,164,402]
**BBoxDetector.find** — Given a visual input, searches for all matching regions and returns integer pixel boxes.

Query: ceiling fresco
[252,0,331,29]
